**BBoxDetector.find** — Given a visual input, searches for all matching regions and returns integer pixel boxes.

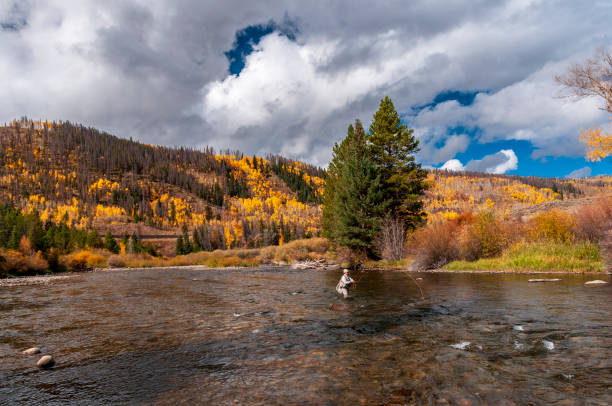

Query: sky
[0,0,611,177]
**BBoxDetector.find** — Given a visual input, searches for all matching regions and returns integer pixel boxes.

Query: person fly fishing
[336,269,355,299]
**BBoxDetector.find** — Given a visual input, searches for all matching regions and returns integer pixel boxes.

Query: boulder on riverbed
[584,280,608,285]
[21,347,40,355]
[36,355,55,369]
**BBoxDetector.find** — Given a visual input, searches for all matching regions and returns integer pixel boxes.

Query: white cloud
[441,159,464,171]
[440,149,518,174]
[0,0,611,168]
[565,166,592,179]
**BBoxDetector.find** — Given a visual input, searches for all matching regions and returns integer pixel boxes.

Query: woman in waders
[336,269,355,299]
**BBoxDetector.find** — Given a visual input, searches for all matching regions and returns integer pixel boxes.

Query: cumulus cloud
[441,159,464,171]
[440,149,518,174]
[565,167,592,179]
[0,0,610,167]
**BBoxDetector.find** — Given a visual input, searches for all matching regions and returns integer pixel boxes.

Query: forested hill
[1,119,610,253]
[0,119,324,251]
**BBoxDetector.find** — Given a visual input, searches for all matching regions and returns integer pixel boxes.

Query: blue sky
[409,91,612,177]
[1,1,610,177]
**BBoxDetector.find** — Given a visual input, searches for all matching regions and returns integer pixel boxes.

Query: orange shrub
[411,221,461,270]
[25,251,49,272]
[527,209,575,243]
[86,253,107,268]
[572,197,612,242]
[19,235,33,255]
[459,211,510,260]
[0,249,49,275]
[65,251,90,270]
[2,250,28,274]
[107,255,126,268]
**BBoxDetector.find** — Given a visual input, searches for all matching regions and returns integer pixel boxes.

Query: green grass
[445,241,602,272]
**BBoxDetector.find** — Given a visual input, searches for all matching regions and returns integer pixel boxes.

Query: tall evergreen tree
[322,123,354,239]
[104,231,120,254]
[367,96,427,228]
[331,121,386,256]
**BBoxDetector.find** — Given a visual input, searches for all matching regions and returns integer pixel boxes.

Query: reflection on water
[1,268,610,405]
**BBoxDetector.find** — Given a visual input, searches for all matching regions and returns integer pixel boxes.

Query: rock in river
[36,355,55,369]
[21,347,40,355]
[584,280,608,285]
[528,278,561,283]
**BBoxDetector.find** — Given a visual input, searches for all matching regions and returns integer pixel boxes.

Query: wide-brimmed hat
[343,269,349,273]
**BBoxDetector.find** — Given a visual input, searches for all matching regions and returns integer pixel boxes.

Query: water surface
[1,268,610,405]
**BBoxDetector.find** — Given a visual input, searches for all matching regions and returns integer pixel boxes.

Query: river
[1,268,610,405]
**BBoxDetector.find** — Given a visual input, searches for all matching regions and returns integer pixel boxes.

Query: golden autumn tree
[556,48,612,161]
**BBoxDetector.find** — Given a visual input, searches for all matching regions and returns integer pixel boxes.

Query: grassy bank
[445,241,602,272]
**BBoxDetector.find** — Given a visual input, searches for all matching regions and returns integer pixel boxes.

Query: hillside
[0,119,324,254]
[423,170,611,223]
[0,118,610,256]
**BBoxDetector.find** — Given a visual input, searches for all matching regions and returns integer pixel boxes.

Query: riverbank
[0,273,80,287]
[3,261,610,287]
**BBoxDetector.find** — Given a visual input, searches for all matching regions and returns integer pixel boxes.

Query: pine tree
[182,225,192,254]
[322,123,355,239]
[176,235,184,256]
[367,96,427,228]
[86,229,103,249]
[104,231,120,254]
[331,121,386,256]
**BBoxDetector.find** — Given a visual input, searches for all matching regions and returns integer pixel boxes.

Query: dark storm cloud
[0,0,610,167]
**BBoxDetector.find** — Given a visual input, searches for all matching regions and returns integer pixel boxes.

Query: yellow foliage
[95,204,126,218]
[581,126,612,162]
[528,210,576,243]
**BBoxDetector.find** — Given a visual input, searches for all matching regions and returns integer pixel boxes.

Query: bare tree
[377,214,407,261]
[556,47,612,114]
[556,48,612,161]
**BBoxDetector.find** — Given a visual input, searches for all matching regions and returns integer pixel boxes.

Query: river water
[1,268,610,405]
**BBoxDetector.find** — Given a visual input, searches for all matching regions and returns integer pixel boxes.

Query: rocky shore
[0,274,78,287]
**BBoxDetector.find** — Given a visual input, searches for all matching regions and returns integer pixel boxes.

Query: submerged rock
[21,347,40,355]
[584,280,608,285]
[542,340,555,350]
[450,341,482,351]
[36,355,55,369]
[527,340,555,355]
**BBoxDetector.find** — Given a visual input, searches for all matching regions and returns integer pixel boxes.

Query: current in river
[1,268,611,405]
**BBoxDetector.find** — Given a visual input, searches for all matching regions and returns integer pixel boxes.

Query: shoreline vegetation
[2,195,611,280]
[1,236,609,286]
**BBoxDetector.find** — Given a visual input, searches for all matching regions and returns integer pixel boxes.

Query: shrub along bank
[410,197,611,272]
[0,237,332,277]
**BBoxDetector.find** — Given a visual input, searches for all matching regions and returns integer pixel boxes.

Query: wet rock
[584,280,608,285]
[21,347,40,355]
[513,325,525,331]
[527,340,555,355]
[451,341,471,350]
[528,278,561,283]
[36,355,55,369]
[450,341,482,351]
